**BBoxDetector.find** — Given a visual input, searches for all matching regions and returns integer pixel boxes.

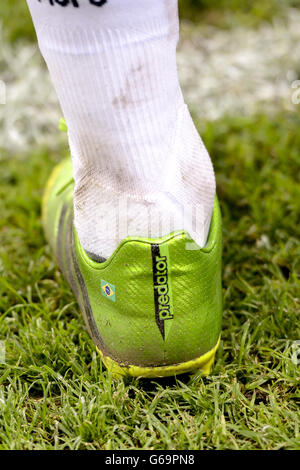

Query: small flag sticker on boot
[101,280,116,302]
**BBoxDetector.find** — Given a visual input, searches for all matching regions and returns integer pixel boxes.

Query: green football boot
[42,158,222,378]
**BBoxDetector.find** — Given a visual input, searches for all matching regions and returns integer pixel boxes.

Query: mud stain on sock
[112,63,144,109]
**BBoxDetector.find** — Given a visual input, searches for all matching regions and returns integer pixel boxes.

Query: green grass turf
[0,112,299,450]
[179,0,300,27]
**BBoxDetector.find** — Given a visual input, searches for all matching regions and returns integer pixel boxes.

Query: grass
[179,0,300,27]
[0,1,37,44]
[0,111,299,450]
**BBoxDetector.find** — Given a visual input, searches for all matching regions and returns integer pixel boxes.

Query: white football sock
[27,0,215,259]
